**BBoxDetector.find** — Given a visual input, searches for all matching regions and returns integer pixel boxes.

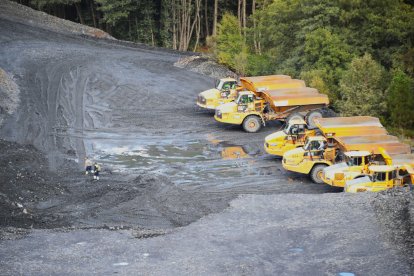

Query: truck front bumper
[282,158,310,174]
[196,101,216,110]
[264,142,284,157]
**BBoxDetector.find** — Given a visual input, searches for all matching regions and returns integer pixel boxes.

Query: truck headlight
[215,110,222,118]
[198,96,206,104]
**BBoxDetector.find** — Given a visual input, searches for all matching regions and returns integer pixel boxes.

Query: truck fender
[309,161,331,174]
[258,114,266,126]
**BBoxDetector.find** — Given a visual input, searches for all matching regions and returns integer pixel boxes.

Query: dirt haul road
[0,1,413,275]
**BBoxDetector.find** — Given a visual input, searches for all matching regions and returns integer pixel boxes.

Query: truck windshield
[303,139,324,151]
[303,139,311,150]
[346,156,363,166]
[216,80,224,90]
[235,94,242,104]
[373,172,387,182]
[283,124,291,134]
[236,94,253,105]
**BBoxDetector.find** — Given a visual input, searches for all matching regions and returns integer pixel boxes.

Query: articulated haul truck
[264,116,387,157]
[196,75,296,110]
[282,134,411,184]
[214,87,330,132]
[323,148,414,188]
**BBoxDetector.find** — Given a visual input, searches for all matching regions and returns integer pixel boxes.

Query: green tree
[301,28,352,103]
[386,69,414,129]
[300,69,331,98]
[338,53,387,118]
[95,0,133,26]
[31,0,84,23]
[216,13,246,74]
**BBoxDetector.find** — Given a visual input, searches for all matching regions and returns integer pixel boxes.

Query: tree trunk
[212,0,218,36]
[90,0,97,28]
[237,0,241,30]
[253,0,258,53]
[172,0,177,50]
[204,0,209,37]
[242,0,246,38]
[128,15,132,41]
[74,2,84,25]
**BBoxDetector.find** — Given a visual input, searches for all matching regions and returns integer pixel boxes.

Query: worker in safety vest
[84,157,93,175]
[93,162,101,180]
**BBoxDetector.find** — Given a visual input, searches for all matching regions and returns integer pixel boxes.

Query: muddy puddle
[78,131,279,186]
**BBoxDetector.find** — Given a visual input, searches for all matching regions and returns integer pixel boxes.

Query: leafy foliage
[95,0,133,26]
[338,54,387,118]
[216,13,245,74]
[386,69,414,129]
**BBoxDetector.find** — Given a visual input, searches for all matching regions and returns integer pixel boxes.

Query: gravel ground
[0,1,413,275]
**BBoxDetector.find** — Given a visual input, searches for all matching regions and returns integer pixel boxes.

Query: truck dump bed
[241,75,291,83]
[262,87,318,95]
[315,116,387,137]
[259,90,329,109]
[316,116,383,128]
[390,154,414,166]
[335,135,411,154]
[240,78,305,93]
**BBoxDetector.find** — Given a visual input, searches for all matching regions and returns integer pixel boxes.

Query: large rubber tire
[286,113,304,125]
[321,107,337,118]
[310,164,328,184]
[242,115,262,133]
[306,110,324,129]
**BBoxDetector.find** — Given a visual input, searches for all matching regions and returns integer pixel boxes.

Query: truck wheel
[306,110,323,129]
[310,164,327,184]
[322,107,337,118]
[243,115,262,133]
[286,113,304,125]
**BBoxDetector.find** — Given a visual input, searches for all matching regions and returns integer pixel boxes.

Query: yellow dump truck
[196,75,293,110]
[264,116,387,157]
[344,164,414,193]
[214,87,330,132]
[322,149,414,188]
[282,134,411,184]
[264,118,316,156]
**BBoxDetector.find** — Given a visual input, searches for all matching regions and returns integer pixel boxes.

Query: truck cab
[264,118,312,157]
[197,77,238,110]
[321,151,371,187]
[282,136,333,183]
[345,165,401,193]
[215,91,266,132]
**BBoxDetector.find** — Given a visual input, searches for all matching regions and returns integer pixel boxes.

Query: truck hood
[265,131,287,144]
[323,162,348,180]
[216,102,237,113]
[345,176,371,190]
[284,147,304,156]
[283,147,305,165]
[199,88,220,99]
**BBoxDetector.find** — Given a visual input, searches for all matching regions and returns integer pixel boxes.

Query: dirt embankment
[0,139,66,231]
[372,188,414,269]
[0,68,20,128]
[1,0,113,39]
[174,56,237,80]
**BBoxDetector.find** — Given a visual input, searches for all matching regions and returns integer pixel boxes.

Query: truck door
[304,140,325,159]
[237,95,249,112]
[372,171,388,188]
[247,94,255,111]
